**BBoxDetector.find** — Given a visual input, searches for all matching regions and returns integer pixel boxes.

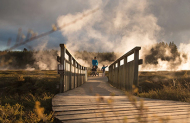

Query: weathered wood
[59,44,87,93]
[117,60,120,89]
[133,49,139,86]
[109,47,142,91]
[53,103,189,112]
[60,44,66,93]
[124,56,127,90]
[52,77,190,123]
[111,47,141,65]
[69,55,72,90]
[56,114,189,123]
[74,60,76,88]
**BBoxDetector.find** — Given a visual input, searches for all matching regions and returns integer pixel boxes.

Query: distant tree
[144,42,187,69]
[23,48,28,52]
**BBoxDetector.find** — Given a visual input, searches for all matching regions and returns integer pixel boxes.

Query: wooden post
[108,66,111,83]
[79,65,81,85]
[124,56,128,90]
[76,63,78,88]
[114,64,116,87]
[69,55,72,90]
[77,64,80,86]
[73,60,76,88]
[133,49,139,86]
[85,67,87,82]
[117,60,120,89]
[82,67,84,84]
[60,44,66,93]
[113,65,114,85]
[111,66,113,84]
[81,66,83,84]
[110,65,112,84]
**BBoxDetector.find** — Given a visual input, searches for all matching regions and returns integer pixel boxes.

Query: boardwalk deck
[52,76,190,123]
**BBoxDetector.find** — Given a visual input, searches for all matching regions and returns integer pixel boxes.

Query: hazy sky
[1,0,190,52]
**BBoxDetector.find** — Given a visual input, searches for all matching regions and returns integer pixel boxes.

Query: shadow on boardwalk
[57,77,125,96]
[52,76,190,123]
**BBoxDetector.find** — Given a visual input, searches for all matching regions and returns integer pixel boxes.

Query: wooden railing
[58,44,87,93]
[108,47,143,91]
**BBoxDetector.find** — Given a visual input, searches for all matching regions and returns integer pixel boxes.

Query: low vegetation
[0,70,60,122]
[138,71,190,102]
[0,70,190,122]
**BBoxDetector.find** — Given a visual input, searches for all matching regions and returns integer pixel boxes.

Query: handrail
[109,47,141,66]
[59,44,87,93]
[108,47,142,91]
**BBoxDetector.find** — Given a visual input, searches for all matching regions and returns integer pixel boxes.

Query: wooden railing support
[73,60,76,88]
[69,55,72,90]
[58,44,87,93]
[108,47,142,91]
[60,44,66,93]
[117,60,120,89]
[134,49,139,86]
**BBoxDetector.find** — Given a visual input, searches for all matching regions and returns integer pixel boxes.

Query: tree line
[0,42,186,70]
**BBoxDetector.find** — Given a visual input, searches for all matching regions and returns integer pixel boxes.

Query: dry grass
[0,70,60,122]
[1,70,190,122]
[138,71,190,102]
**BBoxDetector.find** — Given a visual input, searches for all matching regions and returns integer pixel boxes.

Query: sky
[1,0,190,53]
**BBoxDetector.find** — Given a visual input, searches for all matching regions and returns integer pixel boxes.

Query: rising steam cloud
[56,0,190,71]
[57,0,159,53]
[57,0,160,69]
[26,40,58,70]
[1,0,190,71]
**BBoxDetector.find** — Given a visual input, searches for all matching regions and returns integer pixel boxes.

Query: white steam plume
[26,40,58,70]
[57,0,160,53]
[57,0,161,67]
[178,43,190,70]
[57,0,190,71]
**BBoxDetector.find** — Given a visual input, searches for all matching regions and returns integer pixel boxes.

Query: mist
[56,0,190,71]
[1,0,190,71]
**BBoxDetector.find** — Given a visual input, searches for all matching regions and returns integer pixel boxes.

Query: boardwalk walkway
[52,76,190,123]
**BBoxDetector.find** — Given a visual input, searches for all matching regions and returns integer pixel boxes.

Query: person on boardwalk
[91,66,97,76]
[101,65,108,77]
[92,57,98,69]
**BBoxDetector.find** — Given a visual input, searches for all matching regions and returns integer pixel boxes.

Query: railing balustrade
[108,47,143,91]
[58,44,87,93]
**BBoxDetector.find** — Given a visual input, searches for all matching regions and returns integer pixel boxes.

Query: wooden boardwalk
[52,76,190,123]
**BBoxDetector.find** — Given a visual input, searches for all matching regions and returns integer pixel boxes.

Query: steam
[56,0,161,69]
[23,0,190,71]
[178,43,190,70]
[140,42,189,71]
[57,0,160,54]
[26,40,58,70]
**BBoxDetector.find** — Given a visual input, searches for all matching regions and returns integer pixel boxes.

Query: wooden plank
[52,77,190,123]
[55,109,188,120]
[56,112,188,123]
[54,107,188,116]
[57,115,137,123]
[53,101,190,108]
[52,103,189,112]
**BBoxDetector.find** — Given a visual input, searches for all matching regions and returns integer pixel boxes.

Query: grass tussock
[0,70,60,122]
[138,82,190,102]
[138,71,190,102]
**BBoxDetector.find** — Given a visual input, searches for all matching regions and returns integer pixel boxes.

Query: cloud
[1,0,190,53]
[57,0,160,54]
[149,0,190,45]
